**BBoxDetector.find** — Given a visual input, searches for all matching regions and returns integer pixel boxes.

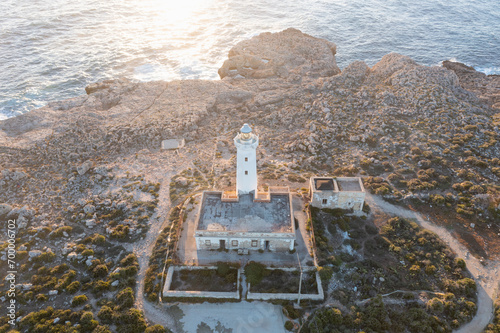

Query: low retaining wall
[163,265,240,300]
[246,267,324,301]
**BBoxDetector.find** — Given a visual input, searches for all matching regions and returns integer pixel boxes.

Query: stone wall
[247,267,324,301]
[162,265,241,300]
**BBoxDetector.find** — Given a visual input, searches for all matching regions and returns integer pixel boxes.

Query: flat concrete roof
[314,178,334,191]
[337,179,362,192]
[197,192,292,233]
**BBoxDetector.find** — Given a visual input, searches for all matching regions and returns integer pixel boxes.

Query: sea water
[1,0,499,119]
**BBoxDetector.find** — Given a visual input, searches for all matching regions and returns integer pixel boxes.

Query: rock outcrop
[218,28,340,80]
[443,60,500,110]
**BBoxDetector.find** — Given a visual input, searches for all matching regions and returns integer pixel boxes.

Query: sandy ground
[366,194,500,333]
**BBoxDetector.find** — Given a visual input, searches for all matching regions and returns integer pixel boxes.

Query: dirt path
[366,194,499,333]
[131,164,179,328]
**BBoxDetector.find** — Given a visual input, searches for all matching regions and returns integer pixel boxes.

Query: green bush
[284,320,294,331]
[116,287,135,309]
[145,325,168,333]
[455,258,466,270]
[92,264,109,278]
[216,262,231,277]
[244,262,266,285]
[66,281,81,294]
[71,294,88,307]
[116,308,147,333]
[318,266,333,281]
[97,305,114,323]
[80,311,98,332]
[92,325,112,333]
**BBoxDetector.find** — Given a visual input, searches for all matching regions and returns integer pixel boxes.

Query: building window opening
[245,157,248,162]
[232,240,238,247]
[251,240,258,247]
[322,199,328,204]
[245,170,248,175]
[205,240,211,246]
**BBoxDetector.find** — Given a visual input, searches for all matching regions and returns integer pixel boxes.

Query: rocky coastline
[0,28,499,332]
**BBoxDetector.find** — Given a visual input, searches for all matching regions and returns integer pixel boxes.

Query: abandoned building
[309,177,366,212]
[194,124,296,252]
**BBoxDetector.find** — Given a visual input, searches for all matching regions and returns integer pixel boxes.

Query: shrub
[92,264,109,278]
[116,287,135,309]
[284,304,300,319]
[120,253,139,267]
[71,294,88,307]
[80,311,98,332]
[66,281,81,294]
[216,262,231,277]
[285,320,294,331]
[409,265,421,275]
[425,265,437,275]
[117,308,147,333]
[455,258,466,270]
[92,234,106,245]
[36,293,48,302]
[244,262,266,285]
[318,266,334,281]
[92,325,112,333]
[97,305,114,323]
[427,298,444,313]
[50,226,73,239]
[145,325,168,333]
[93,280,110,293]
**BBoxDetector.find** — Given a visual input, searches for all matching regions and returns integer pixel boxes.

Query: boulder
[28,250,42,258]
[67,252,78,260]
[85,219,96,228]
[218,28,340,80]
[370,53,417,80]
[83,204,96,214]
[77,160,93,175]
[0,204,12,218]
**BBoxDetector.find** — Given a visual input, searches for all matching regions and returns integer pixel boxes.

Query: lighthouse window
[245,171,248,175]
[245,157,248,162]
[322,199,328,205]
[251,240,258,247]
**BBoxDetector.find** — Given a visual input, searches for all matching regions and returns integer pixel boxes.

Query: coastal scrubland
[0,28,498,332]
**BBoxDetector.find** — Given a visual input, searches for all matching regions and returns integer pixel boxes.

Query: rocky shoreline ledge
[0,28,499,332]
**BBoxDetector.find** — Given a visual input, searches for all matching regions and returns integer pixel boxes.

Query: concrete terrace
[196,192,292,233]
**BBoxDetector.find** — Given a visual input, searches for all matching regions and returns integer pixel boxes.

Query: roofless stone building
[194,124,295,252]
[309,177,365,211]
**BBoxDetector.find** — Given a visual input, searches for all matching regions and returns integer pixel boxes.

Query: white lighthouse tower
[234,123,258,195]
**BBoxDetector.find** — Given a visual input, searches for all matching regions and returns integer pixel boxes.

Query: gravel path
[366,194,499,333]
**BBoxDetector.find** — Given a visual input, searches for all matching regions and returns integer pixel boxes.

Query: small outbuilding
[310,177,365,212]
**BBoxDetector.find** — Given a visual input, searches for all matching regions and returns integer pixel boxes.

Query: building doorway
[265,240,269,250]
[219,240,225,250]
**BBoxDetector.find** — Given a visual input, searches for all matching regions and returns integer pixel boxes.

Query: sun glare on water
[149,0,214,24]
